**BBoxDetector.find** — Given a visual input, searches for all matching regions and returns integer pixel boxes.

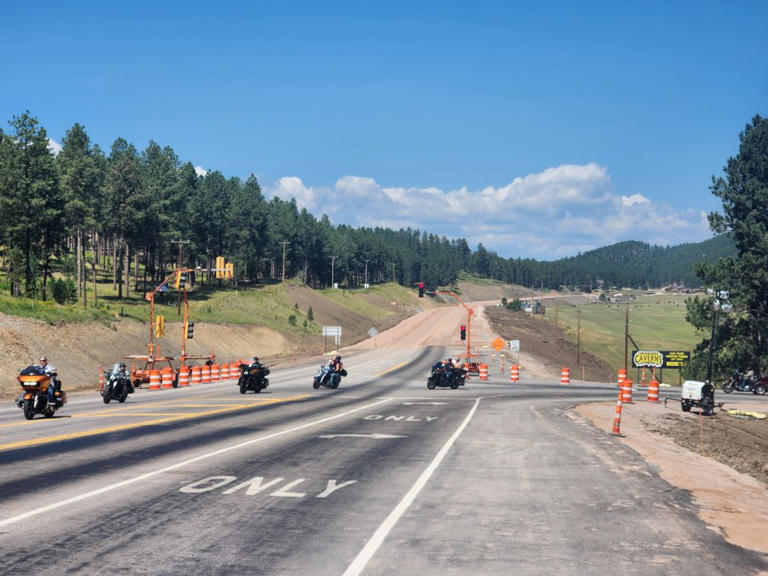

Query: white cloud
[266,164,713,259]
[194,166,208,177]
[48,138,62,156]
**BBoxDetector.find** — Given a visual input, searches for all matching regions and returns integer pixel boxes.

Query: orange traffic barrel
[178,367,190,387]
[612,387,624,435]
[98,365,105,392]
[479,364,488,380]
[230,362,240,380]
[210,364,220,382]
[191,365,202,385]
[510,365,519,383]
[617,368,627,389]
[647,379,659,403]
[622,378,634,403]
[221,363,230,380]
[149,369,161,391]
[560,367,570,385]
[202,364,211,384]
[161,366,174,389]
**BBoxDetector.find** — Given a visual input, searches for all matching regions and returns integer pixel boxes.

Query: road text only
[179,476,356,498]
[364,415,439,421]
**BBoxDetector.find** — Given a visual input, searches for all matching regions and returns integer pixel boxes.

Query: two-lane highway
[1,345,766,575]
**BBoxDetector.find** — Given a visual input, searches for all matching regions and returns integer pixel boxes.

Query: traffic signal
[215,256,225,279]
[155,315,165,338]
[226,262,234,279]
[418,282,424,297]
[185,320,194,340]
[460,325,466,340]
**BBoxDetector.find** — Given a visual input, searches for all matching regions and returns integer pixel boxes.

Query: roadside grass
[552,293,705,375]
[319,284,404,319]
[0,293,115,324]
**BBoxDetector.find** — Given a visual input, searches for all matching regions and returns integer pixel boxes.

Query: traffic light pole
[432,290,475,362]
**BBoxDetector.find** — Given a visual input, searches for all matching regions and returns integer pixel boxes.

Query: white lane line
[0,397,392,529]
[342,397,481,576]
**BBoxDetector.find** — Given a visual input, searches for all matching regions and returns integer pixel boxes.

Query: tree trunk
[112,238,118,290]
[124,243,130,297]
[76,230,82,298]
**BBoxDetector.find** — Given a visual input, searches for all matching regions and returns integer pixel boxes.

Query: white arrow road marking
[402,402,447,406]
[317,433,408,439]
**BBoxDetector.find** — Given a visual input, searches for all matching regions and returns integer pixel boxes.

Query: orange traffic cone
[611,388,624,436]
[98,365,105,392]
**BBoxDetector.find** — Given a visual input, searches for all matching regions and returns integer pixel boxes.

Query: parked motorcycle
[238,362,270,394]
[427,362,467,390]
[721,371,767,395]
[16,365,67,419]
[102,362,133,404]
[313,365,347,389]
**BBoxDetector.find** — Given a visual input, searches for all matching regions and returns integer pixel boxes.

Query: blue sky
[2,1,766,259]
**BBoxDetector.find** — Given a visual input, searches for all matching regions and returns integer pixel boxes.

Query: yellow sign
[632,350,663,367]
[491,337,506,352]
[155,315,165,338]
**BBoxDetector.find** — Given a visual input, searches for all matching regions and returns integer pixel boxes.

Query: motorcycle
[427,363,467,390]
[313,365,347,389]
[16,365,67,420]
[102,363,133,404]
[721,371,767,395]
[238,363,270,394]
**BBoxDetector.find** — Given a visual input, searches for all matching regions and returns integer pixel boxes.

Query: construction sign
[491,337,506,352]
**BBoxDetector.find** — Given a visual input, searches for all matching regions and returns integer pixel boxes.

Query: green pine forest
[0,111,734,307]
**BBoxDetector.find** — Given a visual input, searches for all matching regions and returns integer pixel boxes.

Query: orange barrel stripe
[210,364,220,382]
[510,364,519,383]
[622,378,634,403]
[202,364,211,384]
[647,379,659,403]
[560,367,570,385]
[617,368,627,390]
[191,365,202,385]
[178,367,190,387]
[479,364,488,380]
[161,367,174,389]
[149,369,161,391]
[221,363,230,380]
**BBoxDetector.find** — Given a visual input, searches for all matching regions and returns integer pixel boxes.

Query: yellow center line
[0,394,310,452]
[374,360,411,378]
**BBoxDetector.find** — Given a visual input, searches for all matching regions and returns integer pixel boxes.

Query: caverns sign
[632,350,690,368]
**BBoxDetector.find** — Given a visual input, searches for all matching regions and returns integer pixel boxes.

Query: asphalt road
[1,346,766,576]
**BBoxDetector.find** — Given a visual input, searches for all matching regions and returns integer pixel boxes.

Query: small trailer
[681,380,715,416]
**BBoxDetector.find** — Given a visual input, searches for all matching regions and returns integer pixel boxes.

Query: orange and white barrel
[647,379,659,403]
[210,364,220,382]
[612,387,624,435]
[149,369,161,391]
[510,365,519,383]
[202,364,211,384]
[617,368,627,390]
[98,366,105,392]
[161,367,174,389]
[178,367,190,387]
[231,362,240,380]
[479,364,488,380]
[191,365,202,385]
[560,367,570,385]
[221,363,230,380]
[622,378,634,403]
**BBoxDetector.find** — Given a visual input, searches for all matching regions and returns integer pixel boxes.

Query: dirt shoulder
[575,397,768,556]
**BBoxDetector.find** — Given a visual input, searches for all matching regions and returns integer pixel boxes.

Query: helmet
[252,356,259,363]
[119,362,126,370]
[335,355,341,361]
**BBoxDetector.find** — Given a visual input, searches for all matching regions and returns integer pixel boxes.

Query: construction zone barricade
[149,369,161,391]
[560,367,570,385]
[230,362,240,380]
[510,364,519,383]
[479,364,488,381]
[178,367,190,387]
[161,367,174,389]
[210,364,220,382]
[647,379,659,403]
[221,363,230,380]
[617,368,627,389]
[191,365,202,386]
[98,366,105,392]
[621,379,634,403]
[202,364,211,384]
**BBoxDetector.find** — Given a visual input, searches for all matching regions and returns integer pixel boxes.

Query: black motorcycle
[427,363,466,390]
[238,363,270,394]
[721,371,766,395]
[312,365,347,389]
[102,363,133,404]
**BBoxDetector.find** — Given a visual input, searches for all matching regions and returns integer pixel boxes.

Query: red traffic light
[418,282,425,297]
[460,325,466,340]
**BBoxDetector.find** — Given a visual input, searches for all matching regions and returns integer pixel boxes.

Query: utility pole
[280,240,289,287]
[171,239,190,314]
[577,307,581,365]
[364,259,369,291]
[554,299,558,347]
[624,300,629,373]
[331,255,337,288]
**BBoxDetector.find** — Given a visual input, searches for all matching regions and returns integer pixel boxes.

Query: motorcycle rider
[39,355,59,404]
[329,355,343,373]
